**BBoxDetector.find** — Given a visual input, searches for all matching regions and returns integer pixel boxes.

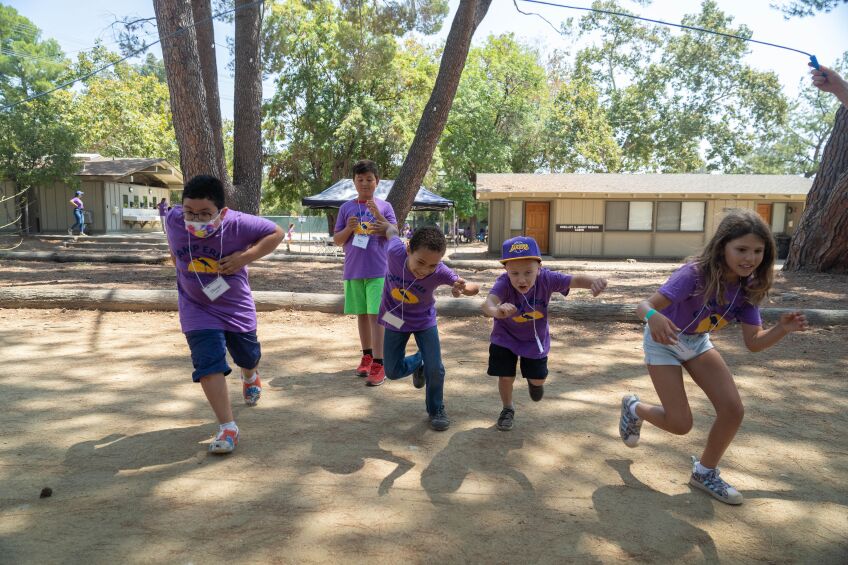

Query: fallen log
[1,286,847,325]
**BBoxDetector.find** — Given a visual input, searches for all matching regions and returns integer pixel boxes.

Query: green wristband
[643,308,657,323]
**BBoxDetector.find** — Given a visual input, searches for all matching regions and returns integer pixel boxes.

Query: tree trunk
[153,0,224,183]
[231,0,264,214]
[386,0,492,225]
[191,0,228,184]
[784,105,848,273]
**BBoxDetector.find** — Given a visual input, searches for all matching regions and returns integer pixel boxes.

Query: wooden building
[477,173,811,259]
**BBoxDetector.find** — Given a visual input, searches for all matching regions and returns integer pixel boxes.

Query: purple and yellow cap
[500,236,541,263]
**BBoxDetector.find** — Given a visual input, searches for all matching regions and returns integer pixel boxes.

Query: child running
[481,236,607,431]
[166,175,284,454]
[618,209,809,504]
[371,208,480,430]
[333,160,397,385]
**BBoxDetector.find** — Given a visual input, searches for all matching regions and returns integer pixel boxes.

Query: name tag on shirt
[382,311,404,329]
[352,233,370,249]
[202,276,231,302]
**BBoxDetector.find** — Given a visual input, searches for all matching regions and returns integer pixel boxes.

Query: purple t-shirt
[490,268,572,359]
[334,198,397,280]
[158,201,167,216]
[71,197,83,209]
[658,262,762,334]
[378,237,459,332]
[166,205,277,333]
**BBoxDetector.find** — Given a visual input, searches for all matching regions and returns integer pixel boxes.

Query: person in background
[68,190,86,236]
[158,197,169,233]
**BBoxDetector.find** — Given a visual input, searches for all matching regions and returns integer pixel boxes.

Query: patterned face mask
[184,212,222,238]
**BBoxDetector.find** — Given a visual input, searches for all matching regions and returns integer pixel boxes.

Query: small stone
[39,487,52,498]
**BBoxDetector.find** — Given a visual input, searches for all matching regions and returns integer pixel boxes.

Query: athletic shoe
[619,394,643,448]
[67,228,73,235]
[496,407,515,431]
[208,427,239,454]
[430,408,450,431]
[365,362,385,386]
[412,362,425,389]
[356,354,373,377]
[242,373,262,406]
[689,456,744,505]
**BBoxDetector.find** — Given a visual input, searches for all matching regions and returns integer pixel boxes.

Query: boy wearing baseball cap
[481,236,608,431]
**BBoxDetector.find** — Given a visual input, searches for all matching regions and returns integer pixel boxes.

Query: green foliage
[261,0,444,212]
[773,0,847,18]
[69,46,179,163]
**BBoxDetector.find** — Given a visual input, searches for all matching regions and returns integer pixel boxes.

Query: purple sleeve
[548,270,572,297]
[436,264,460,287]
[387,235,405,255]
[490,273,510,301]
[334,202,350,233]
[658,263,698,304]
[736,300,762,327]
[382,201,397,225]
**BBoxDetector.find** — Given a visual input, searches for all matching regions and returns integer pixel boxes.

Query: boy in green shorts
[333,160,397,385]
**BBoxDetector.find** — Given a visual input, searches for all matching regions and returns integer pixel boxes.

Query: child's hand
[494,303,518,319]
[590,277,608,297]
[366,200,386,222]
[346,216,359,231]
[218,250,249,275]
[451,278,479,297]
[779,311,809,333]
[371,217,392,235]
[648,313,681,345]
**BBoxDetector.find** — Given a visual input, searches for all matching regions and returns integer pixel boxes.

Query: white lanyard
[186,220,228,300]
[384,259,420,324]
[518,286,544,354]
[678,283,741,335]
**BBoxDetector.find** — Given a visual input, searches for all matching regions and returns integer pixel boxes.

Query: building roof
[302,179,453,210]
[77,157,183,188]
[476,173,812,199]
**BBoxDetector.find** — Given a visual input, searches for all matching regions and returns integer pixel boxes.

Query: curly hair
[409,226,446,254]
[693,208,775,306]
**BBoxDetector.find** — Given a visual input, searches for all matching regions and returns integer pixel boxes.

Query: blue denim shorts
[643,325,713,366]
[184,329,261,382]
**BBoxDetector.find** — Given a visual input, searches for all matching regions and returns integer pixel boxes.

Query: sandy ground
[0,308,846,564]
[2,257,847,310]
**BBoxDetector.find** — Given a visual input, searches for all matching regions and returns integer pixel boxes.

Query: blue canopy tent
[301,179,453,211]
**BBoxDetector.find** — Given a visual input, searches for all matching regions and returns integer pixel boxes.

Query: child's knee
[719,400,745,426]
[528,380,545,402]
[668,413,694,435]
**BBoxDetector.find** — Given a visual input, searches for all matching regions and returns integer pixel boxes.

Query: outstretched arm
[741,311,809,352]
[570,274,608,297]
[810,63,848,107]
[451,277,480,297]
[481,293,517,319]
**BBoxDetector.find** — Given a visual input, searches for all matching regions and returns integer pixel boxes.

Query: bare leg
[357,314,371,351]
[635,365,694,435]
[369,314,383,358]
[685,349,744,468]
[498,376,515,407]
[199,373,233,424]
[240,365,258,379]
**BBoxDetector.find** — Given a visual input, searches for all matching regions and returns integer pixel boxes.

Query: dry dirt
[0,308,846,564]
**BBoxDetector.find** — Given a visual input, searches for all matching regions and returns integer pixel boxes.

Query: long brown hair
[692,208,775,306]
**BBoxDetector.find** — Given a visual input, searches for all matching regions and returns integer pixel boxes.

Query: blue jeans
[70,209,85,234]
[383,325,445,416]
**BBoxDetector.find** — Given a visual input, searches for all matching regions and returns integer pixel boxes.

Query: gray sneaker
[619,394,643,448]
[413,363,425,389]
[689,456,743,505]
[430,408,450,431]
[496,407,514,431]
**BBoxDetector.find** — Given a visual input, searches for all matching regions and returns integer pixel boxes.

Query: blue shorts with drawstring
[185,329,261,382]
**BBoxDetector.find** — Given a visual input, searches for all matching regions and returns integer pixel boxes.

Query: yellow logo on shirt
[509,242,530,253]
[391,287,419,304]
[695,314,729,333]
[512,310,544,323]
[189,257,219,273]
[355,220,373,235]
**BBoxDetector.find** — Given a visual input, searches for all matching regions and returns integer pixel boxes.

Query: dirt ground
[0,308,846,564]
[2,257,847,310]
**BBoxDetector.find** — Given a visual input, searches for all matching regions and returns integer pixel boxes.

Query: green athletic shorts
[344,277,385,315]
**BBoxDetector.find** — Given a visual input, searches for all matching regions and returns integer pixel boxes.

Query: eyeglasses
[183,210,217,222]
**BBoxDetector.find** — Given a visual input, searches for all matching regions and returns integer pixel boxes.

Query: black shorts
[487,343,548,380]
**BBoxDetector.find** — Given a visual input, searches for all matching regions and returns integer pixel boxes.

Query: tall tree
[387,0,493,226]
[783,105,848,272]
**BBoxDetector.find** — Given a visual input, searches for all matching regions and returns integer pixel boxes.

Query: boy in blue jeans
[333,160,397,385]
[166,175,284,454]
[372,208,480,430]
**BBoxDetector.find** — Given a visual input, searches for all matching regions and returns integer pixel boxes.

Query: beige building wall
[488,200,505,253]
[36,180,102,233]
[552,199,604,256]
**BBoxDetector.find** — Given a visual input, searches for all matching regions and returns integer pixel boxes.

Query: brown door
[756,203,772,226]
[524,202,550,254]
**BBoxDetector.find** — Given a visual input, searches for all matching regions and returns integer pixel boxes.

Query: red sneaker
[356,354,373,377]
[365,362,385,386]
[242,373,261,406]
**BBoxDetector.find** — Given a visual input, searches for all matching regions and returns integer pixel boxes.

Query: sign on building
[556,224,604,232]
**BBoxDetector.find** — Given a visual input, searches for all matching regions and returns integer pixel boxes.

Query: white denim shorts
[643,325,714,366]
